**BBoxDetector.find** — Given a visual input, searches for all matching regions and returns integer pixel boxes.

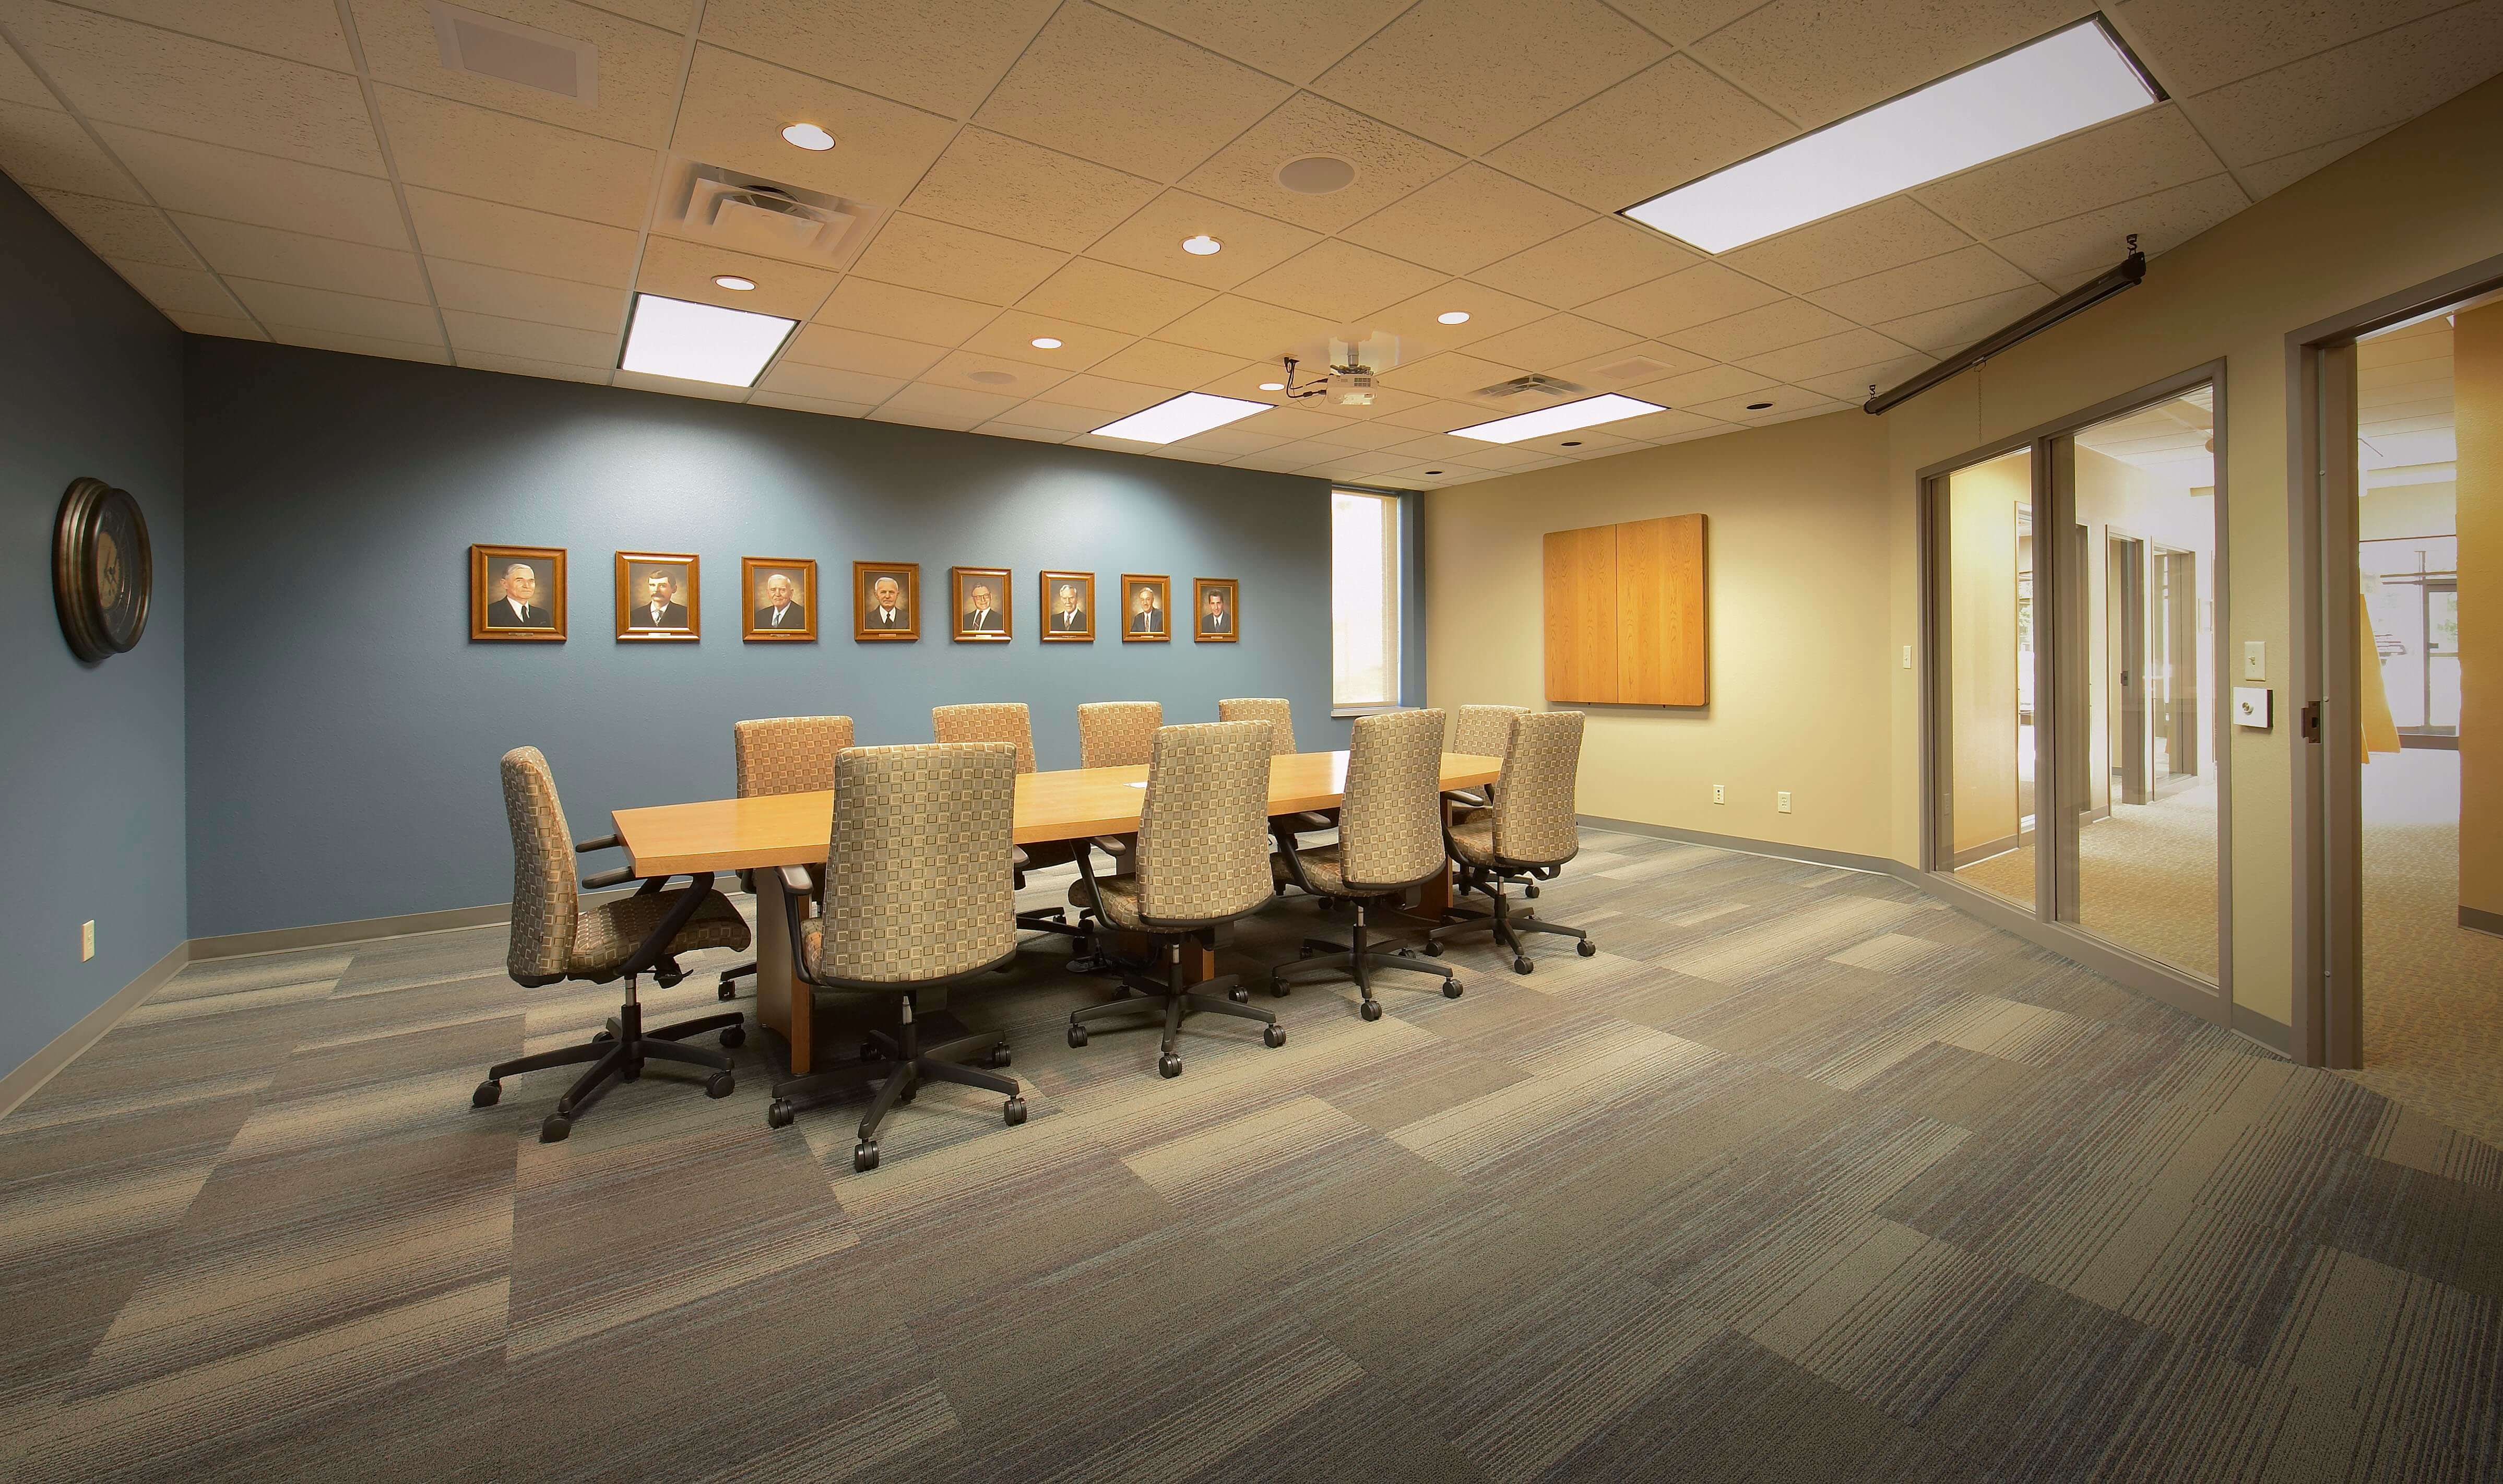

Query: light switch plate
[2234,686,2271,729]
[2243,640,2265,681]
[1776,791,1792,814]
[80,920,94,961]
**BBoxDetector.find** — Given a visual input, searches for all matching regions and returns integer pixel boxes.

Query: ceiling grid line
[327,0,456,359]
[603,0,712,390]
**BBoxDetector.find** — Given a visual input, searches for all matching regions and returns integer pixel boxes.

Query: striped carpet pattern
[2,829,2496,1482]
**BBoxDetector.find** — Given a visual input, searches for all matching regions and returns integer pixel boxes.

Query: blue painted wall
[183,341,1341,938]
[0,173,188,1074]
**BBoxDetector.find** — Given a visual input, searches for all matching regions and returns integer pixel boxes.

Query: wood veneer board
[1544,524,1619,703]
[1617,514,1707,705]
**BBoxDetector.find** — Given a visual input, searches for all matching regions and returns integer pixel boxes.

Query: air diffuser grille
[429,2,597,104]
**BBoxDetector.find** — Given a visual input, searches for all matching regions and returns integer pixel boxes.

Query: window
[1331,490,1401,709]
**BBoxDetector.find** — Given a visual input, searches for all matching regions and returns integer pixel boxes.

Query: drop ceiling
[3,0,2498,490]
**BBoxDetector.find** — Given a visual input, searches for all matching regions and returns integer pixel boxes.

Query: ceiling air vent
[678,167,872,264]
[1472,372,1588,399]
[429,2,598,104]
[1592,354,1678,384]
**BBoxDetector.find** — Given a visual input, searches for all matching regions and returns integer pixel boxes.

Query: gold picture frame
[951,566,1013,642]
[616,551,699,640]
[742,556,817,642]
[853,560,920,640]
[1192,577,1239,643]
[1119,573,1170,642]
[1039,570,1094,642]
[470,543,566,641]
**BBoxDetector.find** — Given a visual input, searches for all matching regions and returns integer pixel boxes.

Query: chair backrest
[933,702,1036,774]
[735,715,855,797]
[500,747,579,981]
[1337,708,1448,891]
[1492,710,1584,866]
[1453,704,1529,760]
[1217,697,1297,755]
[818,742,1017,983]
[1135,720,1274,925]
[1078,701,1161,768]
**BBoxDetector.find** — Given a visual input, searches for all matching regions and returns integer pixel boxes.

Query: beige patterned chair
[1270,708,1461,1016]
[475,747,751,1143]
[1065,720,1287,1077]
[1222,696,1335,863]
[762,742,1027,1172]
[1423,710,1597,975]
[1445,704,1529,817]
[1077,701,1161,767]
[716,716,854,1002]
[934,702,1085,946]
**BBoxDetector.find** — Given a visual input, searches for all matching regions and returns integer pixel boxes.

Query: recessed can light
[1258,381,1285,391]
[1030,336,1062,349]
[1437,311,1470,325]
[780,122,835,151]
[713,275,756,291]
[1181,234,1223,256]
[1275,155,1356,194]
[1746,401,1773,410]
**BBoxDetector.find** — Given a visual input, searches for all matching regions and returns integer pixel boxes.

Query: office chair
[1066,719,1286,1077]
[716,715,853,1002]
[1077,701,1161,767]
[1270,708,1461,1017]
[1220,697,1335,871]
[1444,703,1529,816]
[476,747,752,1142]
[932,702,1083,945]
[762,742,1027,1172]
[1422,710,1599,975]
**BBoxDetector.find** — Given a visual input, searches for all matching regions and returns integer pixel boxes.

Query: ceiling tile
[1375,398,1506,433]
[1300,419,1419,449]
[2177,3,2503,166]
[1192,364,1296,400]
[1661,296,1854,361]
[1580,260,1785,337]
[271,325,449,363]
[1083,190,1320,291]
[1235,239,1445,323]
[60,0,353,69]
[583,0,694,29]
[1591,406,1725,441]
[1386,432,1497,461]
[975,3,1292,183]
[1718,196,1973,294]
[233,278,444,340]
[2235,126,2390,200]
[98,123,411,247]
[1181,91,1462,235]
[1689,0,2081,125]
[1989,174,2249,285]
[349,0,684,148]
[0,28,53,104]
[1226,448,1326,472]
[813,276,1001,345]
[1487,55,1794,213]
[1682,385,1834,422]
[975,420,1077,444]
[1087,338,1245,389]
[1017,257,1212,335]
[1623,361,1774,406]
[1312,0,1667,156]
[670,44,957,208]
[1153,293,1341,361]
[634,234,836,320]
[378,85,653,228]
[1311,383,1432,420]
[8,1,382,171]
[1295,448,1410,477]
[698,0,1056,118]
[1195,402,1346,439]
[1094,0,1408,83]
[441,306,616,365]
[167,311,268,338]
[1375,350,1527,401]
[1871,284,2055,353]
[977,398,1107,432]
[782,323,949,378]
[1463,313,1638,373]
[1738,326,1915,383]
[879,381,1024,424]
[901,127,1160,254]
[1340,164,1588,277]
[955,309,1130,370]
[1436,440,1557,469]
[1470,218,1698,309]
[1806,244,2036,324]
[614,368,750,401]
[1366,280,1554,351]
[175,215,431,302]
[2113,0,2463,96]
[405,186,637,285]
[455,349,612,384]
[1798,352,1933,403]
[755,360,907,403]
[1028,373,1172,415]
[1603,0,1765,48]
[0,99,148,199]
[872,406,986,432]
[748,388,875,416]
[28,188,197,266]
[919,348,1074,399]
[434,257,623,332]
[1164,423,1285,456]
[847,212,1066,304]
[1914,106,2227,241]
[108,259,247,316]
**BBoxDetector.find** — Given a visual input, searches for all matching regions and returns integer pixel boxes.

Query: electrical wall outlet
[1777,791,1793,814]
[1901,645,1913,670]
[2243,640,2265,681]
[1712,783,1725,804]
[80,920,95,961]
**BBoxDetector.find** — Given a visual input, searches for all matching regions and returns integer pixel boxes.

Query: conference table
[611,750,1503,1072]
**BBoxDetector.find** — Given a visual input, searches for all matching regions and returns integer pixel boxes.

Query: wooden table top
[611,750,1502,877]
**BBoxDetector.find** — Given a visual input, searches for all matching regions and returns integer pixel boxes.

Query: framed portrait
[1119,573,1171,642]
[853,560,920,641]
[1039,570,1094,643]
[470,543,566,641]
[951,566,1013,642]
[616,551,699,640]
[1193,577,1240,643]
[742,556,817,642]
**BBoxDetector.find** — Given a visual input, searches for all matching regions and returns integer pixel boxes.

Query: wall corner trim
[0,940,189,1121]
[2229,1004,2294,1055]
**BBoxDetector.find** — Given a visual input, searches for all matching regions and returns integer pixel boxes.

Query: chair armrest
[1271,841,1322,895]
[776,864,814,895]
[1092,836,1132,858]
[580,865,635,890]
[574,833,620,853]
[1280,811,1335,833]
[617,870,715,979]
[1012,845,1030,870]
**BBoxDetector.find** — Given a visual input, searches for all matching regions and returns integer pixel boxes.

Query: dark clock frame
[53,477,151,663]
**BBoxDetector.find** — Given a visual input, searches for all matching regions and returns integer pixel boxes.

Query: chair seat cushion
[1272,844,1349,897]
[570,886,751,979]
[1448,817,1500,867]
[1069,872,1146,930]
[1019,838,1080,872]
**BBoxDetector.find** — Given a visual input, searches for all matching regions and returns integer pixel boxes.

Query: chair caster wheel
[471,1079,501,1108]
[1577,940,1597,957]
[1158,1052,1182,1078]
[1423,941,1444,957]
[1067,1024,1089,1049]
[896,1081,917,1105]
[1513,956,1534,975]
[852,1139,879,1173]
[1444,981,1464,998]
[720,1024,746,1049]
[1228,985,1250,1004]
[655,969,684,989]
[1270,979,1290,997]
[766,1098,795,1129]
[705,1070,735,1099]
[717,979,737,1001]
[987,1042,1012,1069]
[1359,999,1383,1023]
[592,1030,614,1044]
[539,1112,571,1143]
[1263,1025,1286,1049]
[860,1040,886,1062]
[1003,1096,1027,1126]
[1298,946,1314,959]
[1525,884,1540,899]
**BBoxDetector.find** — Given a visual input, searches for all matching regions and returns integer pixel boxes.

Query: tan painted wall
[2358,483,2456,540]
[1424,73,2503,1031]
[2458,303,2500,919]
[1946,453,2025,854]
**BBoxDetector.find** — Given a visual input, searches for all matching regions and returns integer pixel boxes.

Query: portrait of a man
[614,552,699,640]
[742,556,817,642]
[1040,570,1094,642]
[469,544,566,641]
[1121,574,1170,643]
[952,566,1012,642]
[853,561,920,641]
[1194,577,1240,643]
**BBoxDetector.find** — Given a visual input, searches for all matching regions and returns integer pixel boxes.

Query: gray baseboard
[1576,815,1902,877]
[1948,834,2023,869]
[2231,1003,2293,1053]
[2460,904,2503,939]
[0,939,189,1121]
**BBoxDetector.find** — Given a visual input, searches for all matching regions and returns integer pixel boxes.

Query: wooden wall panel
[1543,524,1619,703]
[1617,514,1707,705]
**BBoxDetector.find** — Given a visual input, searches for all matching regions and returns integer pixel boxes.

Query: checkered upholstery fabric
[1331,707,1447,891]
[734,716,853,797]
[1077,701,1160,768]
[1134,719,1274,924]
[933,702,1037,775]
[1492,709,1583,866]
[1218,697,1298,755]
[570,889,750,981]
[806,742,1017,983]
[1452,704,1528,759]
[501,747,578,980]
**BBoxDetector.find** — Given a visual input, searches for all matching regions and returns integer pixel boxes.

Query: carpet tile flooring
[2,829,2496,1481]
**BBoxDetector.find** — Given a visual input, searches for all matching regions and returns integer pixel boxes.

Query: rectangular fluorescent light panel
[1452,394,1665,445]
[618,293,797,387]
[1091,391,1271,444]
[1621,19,2159,254]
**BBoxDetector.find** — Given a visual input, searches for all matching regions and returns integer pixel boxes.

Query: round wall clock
[53,477,151,662]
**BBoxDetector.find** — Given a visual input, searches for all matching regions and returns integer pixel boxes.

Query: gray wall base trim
[188,886,645,962]
[0,940,189,1121]
[2460,904,2503,939]
[2232,1004,2294,1054]
[1576,816,1900,877]
[1949,835,2024,870]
